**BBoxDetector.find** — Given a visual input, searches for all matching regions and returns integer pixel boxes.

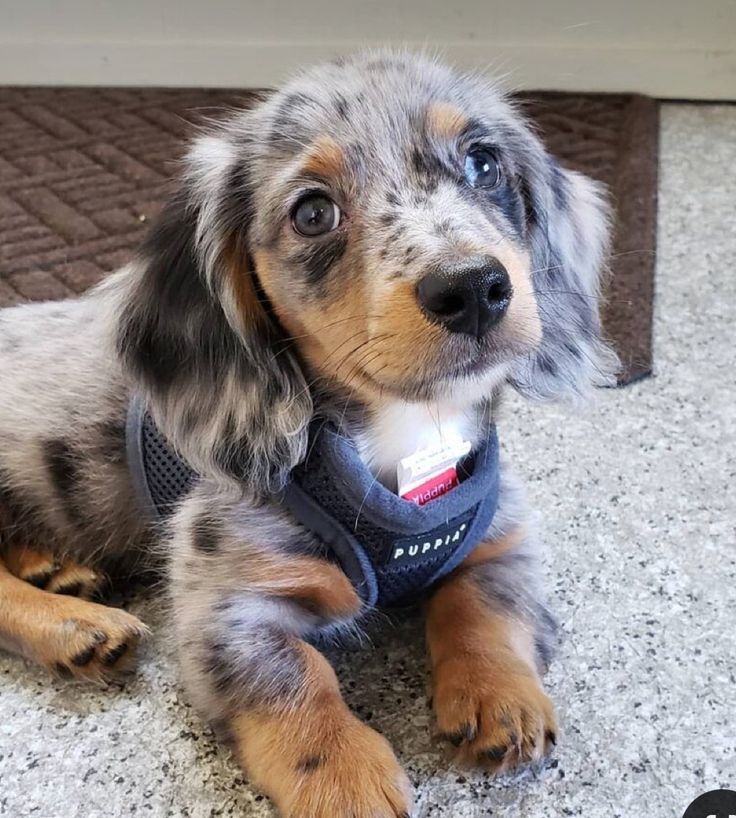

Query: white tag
[397,438,471,498]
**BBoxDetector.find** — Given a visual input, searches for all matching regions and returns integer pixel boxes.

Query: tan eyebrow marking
[300,135,346,179]
[427,102,469,140]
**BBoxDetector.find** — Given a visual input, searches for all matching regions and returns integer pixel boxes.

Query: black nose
[416,258,513,338]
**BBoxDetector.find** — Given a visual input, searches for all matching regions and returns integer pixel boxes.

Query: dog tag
[397,439,471,506]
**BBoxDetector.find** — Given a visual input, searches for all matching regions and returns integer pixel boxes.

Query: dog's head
[118,51,618,491]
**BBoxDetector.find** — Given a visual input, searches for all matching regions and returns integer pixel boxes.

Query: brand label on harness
[388,511,475,567]
[397,438,471,506]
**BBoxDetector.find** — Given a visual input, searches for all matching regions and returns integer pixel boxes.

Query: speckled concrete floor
[1,103,735,818]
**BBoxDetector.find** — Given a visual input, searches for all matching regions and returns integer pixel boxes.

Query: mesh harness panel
[126,397,500,607]
[126,397,197,519]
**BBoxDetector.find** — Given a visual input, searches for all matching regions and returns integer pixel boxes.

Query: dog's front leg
[169,499,412,818]
[426,527,558,772]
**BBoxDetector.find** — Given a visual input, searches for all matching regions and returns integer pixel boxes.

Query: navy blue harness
[126,398,499,607]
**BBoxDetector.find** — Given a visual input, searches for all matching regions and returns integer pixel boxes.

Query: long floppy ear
[116,133,312,493]
[509,155,620,400]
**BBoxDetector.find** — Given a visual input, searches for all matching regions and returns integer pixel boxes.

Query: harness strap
[126,399,499,607]
[126,395,197,519]
[282,423,499,607]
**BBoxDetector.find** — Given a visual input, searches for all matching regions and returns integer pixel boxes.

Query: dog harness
[126,397,500,607]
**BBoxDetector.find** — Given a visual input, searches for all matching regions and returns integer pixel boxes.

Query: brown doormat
[518,93,659,385]
[0,88,657,384]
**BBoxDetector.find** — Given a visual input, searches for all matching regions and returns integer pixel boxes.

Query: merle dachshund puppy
[0,51,617,817]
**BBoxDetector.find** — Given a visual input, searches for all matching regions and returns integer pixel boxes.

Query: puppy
[0,51,617,817]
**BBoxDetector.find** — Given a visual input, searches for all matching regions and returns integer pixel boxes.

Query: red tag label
[401,466,459,506]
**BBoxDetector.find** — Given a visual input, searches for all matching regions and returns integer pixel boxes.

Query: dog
[0,50,617,817]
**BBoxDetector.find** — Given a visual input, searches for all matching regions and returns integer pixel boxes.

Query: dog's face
[120,51,618,489]
[182,52,614,407]
[238,58,546,402]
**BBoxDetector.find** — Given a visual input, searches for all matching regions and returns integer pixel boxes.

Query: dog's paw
[284,718,412,818]
[5,546,105,599]
[36,597,149,683]
[433,652,557,773]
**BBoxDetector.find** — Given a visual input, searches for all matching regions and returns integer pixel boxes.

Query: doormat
[0,87,657,384]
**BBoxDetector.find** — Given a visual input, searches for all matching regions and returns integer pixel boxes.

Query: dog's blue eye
[292,194,341,237]
[464,149,501,189]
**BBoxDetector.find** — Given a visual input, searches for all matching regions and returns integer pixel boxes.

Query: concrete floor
[1,103,735,818]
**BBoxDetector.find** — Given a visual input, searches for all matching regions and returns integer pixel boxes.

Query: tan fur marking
[252,248,309,334]
[278,271,449,404]
[427,102,468,140]
[4,544,104,597]
[261,224,540,409]
[223,241,269,331]
[0,557,147,682]
[3,545,58,583]
[255,245,387,402]
[427,571,557,771]
[238,552,362,619]
[232,642,412,817]
[45,563,103,598]
[358,279,448,387]
[501,247,543,349]
[300,135,346,180]
[460,527,525,569]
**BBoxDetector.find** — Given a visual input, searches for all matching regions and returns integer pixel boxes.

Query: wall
[1,0,735,98]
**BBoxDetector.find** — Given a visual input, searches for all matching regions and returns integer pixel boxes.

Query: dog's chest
[354,401,479,492]
[284,407,498,606]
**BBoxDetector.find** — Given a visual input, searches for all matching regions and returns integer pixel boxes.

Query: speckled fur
[0,50,617,817]
[0,296,148,568]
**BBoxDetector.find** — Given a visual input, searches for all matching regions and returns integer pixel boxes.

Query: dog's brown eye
[464,149,502,189]
[292,194,341,237]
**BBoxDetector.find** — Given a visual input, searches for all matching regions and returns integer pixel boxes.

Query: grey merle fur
[0,50,617,815]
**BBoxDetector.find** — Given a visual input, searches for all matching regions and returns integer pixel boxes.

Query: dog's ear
[116,133,312,493]
[509,154,620,400]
